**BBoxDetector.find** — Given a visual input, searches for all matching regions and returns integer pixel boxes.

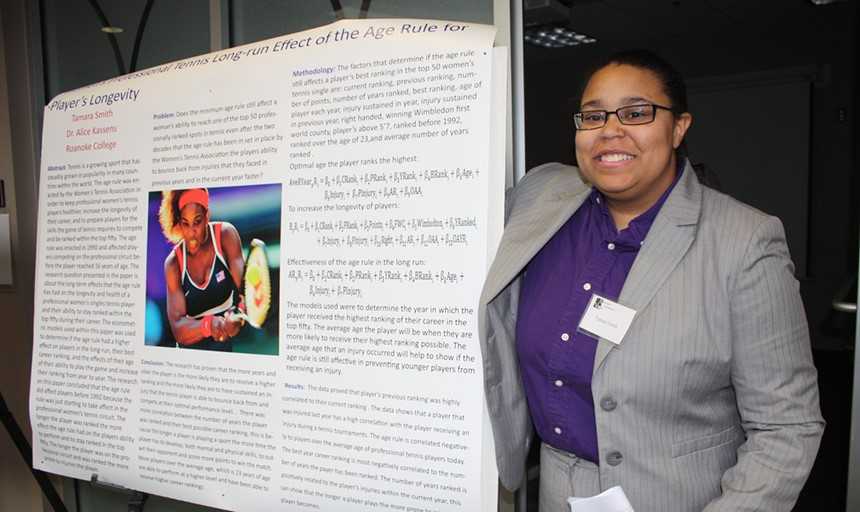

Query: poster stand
[90,474,149,512]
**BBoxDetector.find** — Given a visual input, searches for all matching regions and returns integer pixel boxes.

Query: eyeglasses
[574,103,673,130]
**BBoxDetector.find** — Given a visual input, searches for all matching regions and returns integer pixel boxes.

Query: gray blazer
[479,162,824,511]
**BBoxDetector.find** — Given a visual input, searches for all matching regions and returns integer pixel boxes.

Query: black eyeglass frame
[573,103,675,130]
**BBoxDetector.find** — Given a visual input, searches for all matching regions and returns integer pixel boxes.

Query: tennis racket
[233,238,272,328]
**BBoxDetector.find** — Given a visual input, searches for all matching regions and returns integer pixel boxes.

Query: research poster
[30,19,505,512]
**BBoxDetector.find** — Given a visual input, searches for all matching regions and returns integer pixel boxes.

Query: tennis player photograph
[144,183,281,355]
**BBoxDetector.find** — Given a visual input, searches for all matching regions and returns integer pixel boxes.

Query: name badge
[577,294,636,345]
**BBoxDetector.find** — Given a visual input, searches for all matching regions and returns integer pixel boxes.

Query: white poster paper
[30,19,503,512]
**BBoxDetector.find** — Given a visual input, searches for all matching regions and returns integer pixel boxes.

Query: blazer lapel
[481,170,590,305]
[593,164,703,373]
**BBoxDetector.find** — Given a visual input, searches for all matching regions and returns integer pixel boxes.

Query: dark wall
[41,0,211,100]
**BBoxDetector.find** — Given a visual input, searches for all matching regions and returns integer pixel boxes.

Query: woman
[479,50,823,511]
[160,188,245,351]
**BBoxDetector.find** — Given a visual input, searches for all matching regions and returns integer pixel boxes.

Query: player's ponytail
[159,190,183,243]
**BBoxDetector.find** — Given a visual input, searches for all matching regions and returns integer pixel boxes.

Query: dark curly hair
[158,189,208,243]
[579,49,688,114]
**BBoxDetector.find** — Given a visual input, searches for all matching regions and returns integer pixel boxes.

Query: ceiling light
[524,25,597,48]
[101,26,123,34]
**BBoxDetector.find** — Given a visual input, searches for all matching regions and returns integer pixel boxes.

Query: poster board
[30,18,505,512]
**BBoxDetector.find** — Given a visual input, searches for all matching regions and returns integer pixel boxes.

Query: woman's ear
[673,112,692,149]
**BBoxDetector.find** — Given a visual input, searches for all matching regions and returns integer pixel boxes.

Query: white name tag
[577,294,636,345]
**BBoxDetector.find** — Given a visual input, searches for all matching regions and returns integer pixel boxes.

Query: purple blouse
[516,171,680,463]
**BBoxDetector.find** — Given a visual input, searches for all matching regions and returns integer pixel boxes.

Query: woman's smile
[593,150,636,167]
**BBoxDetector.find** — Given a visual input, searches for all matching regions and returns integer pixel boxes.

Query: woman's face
[575,64,691,207]
[179,203,209,255]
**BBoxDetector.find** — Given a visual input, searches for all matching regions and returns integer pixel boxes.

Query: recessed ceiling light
[524,25,597,48]
[101,26,123,34]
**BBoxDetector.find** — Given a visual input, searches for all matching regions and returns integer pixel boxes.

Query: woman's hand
[212,313,242,342]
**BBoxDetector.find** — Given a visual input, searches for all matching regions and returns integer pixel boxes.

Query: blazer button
[606,451,623,466]
[600,397,617,411]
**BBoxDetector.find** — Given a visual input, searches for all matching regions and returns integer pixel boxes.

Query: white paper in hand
[567,486,634,512]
